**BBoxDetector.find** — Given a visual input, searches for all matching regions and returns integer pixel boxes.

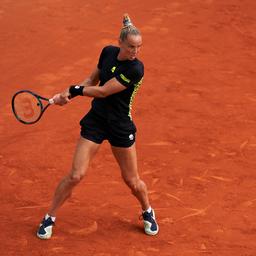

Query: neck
[117,52,127,61]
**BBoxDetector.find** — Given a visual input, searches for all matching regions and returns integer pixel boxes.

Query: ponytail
[119,13,141,41]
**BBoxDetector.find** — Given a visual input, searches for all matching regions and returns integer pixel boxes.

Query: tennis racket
[11,90,54,124]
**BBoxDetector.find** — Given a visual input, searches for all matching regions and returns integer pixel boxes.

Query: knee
[68,169,85,185]
[126,178,146,194]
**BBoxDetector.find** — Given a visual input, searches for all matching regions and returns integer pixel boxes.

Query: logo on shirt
[111,66,116,73]
[120,73,131,83]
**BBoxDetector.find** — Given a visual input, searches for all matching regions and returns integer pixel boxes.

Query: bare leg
[111,144,150,211]
[111,143,159,236]
[48,137,100,216]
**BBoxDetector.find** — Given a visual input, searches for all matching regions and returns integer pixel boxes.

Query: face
[118,34,142,61]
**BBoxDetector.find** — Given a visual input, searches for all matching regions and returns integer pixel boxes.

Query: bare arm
[52,68,126,105]
[79,67,100,87]
[82,77,126,98]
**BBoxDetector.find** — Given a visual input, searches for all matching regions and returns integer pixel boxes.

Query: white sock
[143,206,152,213]
[45,213,56,222]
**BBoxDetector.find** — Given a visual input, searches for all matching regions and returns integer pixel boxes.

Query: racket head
[12,90,46,124]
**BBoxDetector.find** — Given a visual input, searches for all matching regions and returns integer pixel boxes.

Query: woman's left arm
[79,67,100,87]
[52,67,101,105]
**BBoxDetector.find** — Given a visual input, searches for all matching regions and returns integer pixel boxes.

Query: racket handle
[49,98,55,104]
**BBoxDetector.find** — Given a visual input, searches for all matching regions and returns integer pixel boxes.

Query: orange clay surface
[0,0,256,255]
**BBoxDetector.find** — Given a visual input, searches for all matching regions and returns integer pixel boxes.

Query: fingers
[61,91,71,102]
[52,92,70,106]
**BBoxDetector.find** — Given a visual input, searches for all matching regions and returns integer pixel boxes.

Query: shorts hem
[109,140,135,148]
[80,133,103,145]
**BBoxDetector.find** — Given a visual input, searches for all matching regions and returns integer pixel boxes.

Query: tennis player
[37,14,159,239]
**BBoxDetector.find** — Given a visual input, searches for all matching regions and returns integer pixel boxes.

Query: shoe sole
[144,220,159,236]
[145,226,159,236]
[37,232,52,240]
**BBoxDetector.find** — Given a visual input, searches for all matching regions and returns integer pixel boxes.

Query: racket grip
[49,98,55,104]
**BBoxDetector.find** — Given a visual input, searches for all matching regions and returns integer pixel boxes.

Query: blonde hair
[119,13,141,41]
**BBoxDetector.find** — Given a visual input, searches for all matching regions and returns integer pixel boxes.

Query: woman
[37,14,159,239]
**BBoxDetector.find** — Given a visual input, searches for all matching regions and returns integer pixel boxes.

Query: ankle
[46,213,56,222]
[143,206,152,213]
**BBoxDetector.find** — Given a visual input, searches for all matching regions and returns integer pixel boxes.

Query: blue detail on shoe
[142,209,159,236]
[37,216,55,239]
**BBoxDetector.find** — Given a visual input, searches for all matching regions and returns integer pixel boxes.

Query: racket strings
[13,92,42,123]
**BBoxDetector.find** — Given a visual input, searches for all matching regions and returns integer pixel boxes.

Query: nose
[132,47,139,54]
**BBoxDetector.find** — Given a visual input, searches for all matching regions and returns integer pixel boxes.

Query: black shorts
[80,110,137,148]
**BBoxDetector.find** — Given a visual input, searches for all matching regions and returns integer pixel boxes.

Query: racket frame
[11,90,54,125]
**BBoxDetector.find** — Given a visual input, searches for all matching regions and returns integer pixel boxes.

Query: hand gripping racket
[11,90,54,124]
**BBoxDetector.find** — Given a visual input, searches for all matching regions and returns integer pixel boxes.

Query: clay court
[0,0,256,255]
